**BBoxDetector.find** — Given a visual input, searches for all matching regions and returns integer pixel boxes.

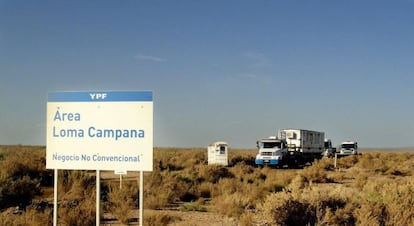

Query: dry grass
[106,183,137,224]
[1,146,414,225]
[144,211,181,226]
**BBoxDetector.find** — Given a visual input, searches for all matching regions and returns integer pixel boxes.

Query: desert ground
[1,145,413,225]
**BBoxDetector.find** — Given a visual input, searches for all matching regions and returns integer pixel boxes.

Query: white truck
[255,137,288,166]
[255,129,325,167]
[338,141,358,156]
[207,141,228,166]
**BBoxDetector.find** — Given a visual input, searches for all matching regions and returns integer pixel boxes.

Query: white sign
[46,91,153,171]
[115,170,127,175]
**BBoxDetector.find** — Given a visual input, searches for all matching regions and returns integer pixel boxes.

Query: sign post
[53,169,58,226]
[140,171,144,226]
[46,91,153,225]
[115,170,127,189]
[96,170,100,225]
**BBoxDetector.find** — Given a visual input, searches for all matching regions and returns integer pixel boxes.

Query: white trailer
[279,128,325,154]
[207,141,228,166]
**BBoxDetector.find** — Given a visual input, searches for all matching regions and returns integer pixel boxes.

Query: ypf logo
[90,93,107,100]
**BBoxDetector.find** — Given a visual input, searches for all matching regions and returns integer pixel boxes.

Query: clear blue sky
[1,0,414,149]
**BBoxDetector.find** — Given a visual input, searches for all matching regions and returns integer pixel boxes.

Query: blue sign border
[48,91,153,102]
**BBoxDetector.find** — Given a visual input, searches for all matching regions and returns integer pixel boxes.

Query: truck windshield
[341,144,356,149]
[263,142,281,148]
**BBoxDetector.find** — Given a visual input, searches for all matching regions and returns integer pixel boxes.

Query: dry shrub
[381,152,413,176]
[154,148,184,171]
[154,148,208,172]
[301,187,356,226]
[327,170,348,183]
[353,172,369,189]
[299,160,332,184]
[198,182,213,198]
[0,146,48,209]
[257,192,315,226]
[59,192,96,226]
[355,200,387,226]
[355,178,414,225]
[211,179,262,218]
[144,170,176,209]
[287,174,309,192]
[229,162,268,187]
[316,157,336,171]
[355,152,382,170]
[228,154,256,167]
[229,162,255,178]
[56,170,97,225]
[58,171,95,207]
[144,168,200,209]
[337,155,359,168]
[58,170,95,195]
[319,203,356,226]
[212,193,249,218]
[0,146,47,180]
[174,167,202,202]
[262,181,358,226]
[197,165,234,183]
[107,184,137,224]
[352,152,413,176]
[262,168,296,192]
[145,193,171,210]
[0,207,52,226]
[0,176,41,209]
[144,211,180,226]
[211,178,239,197]
[239,210,254,226]
[381,181,414,225]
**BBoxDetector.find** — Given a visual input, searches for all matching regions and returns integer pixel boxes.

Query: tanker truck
[255,128,325,168]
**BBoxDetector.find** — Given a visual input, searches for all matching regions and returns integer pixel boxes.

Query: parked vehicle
[323,139,335,157]
[255,129,325,167]
[338,141,358,156]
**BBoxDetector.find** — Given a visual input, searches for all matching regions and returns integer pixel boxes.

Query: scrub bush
[144,211,180,226]
[58,195,96,226]
[0,207,52,226]
[197,165,234,183]
[106,184,137,224]
[257,192,315,226]
[0,176,41,209]
[0,146,45,210]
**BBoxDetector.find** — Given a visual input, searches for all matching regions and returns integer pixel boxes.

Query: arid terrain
[1,145,413,225]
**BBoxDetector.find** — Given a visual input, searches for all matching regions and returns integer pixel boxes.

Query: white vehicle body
[279,129,325,154]
[339,141,358,155]
[255,137,287,166]
[207,141,228,166]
